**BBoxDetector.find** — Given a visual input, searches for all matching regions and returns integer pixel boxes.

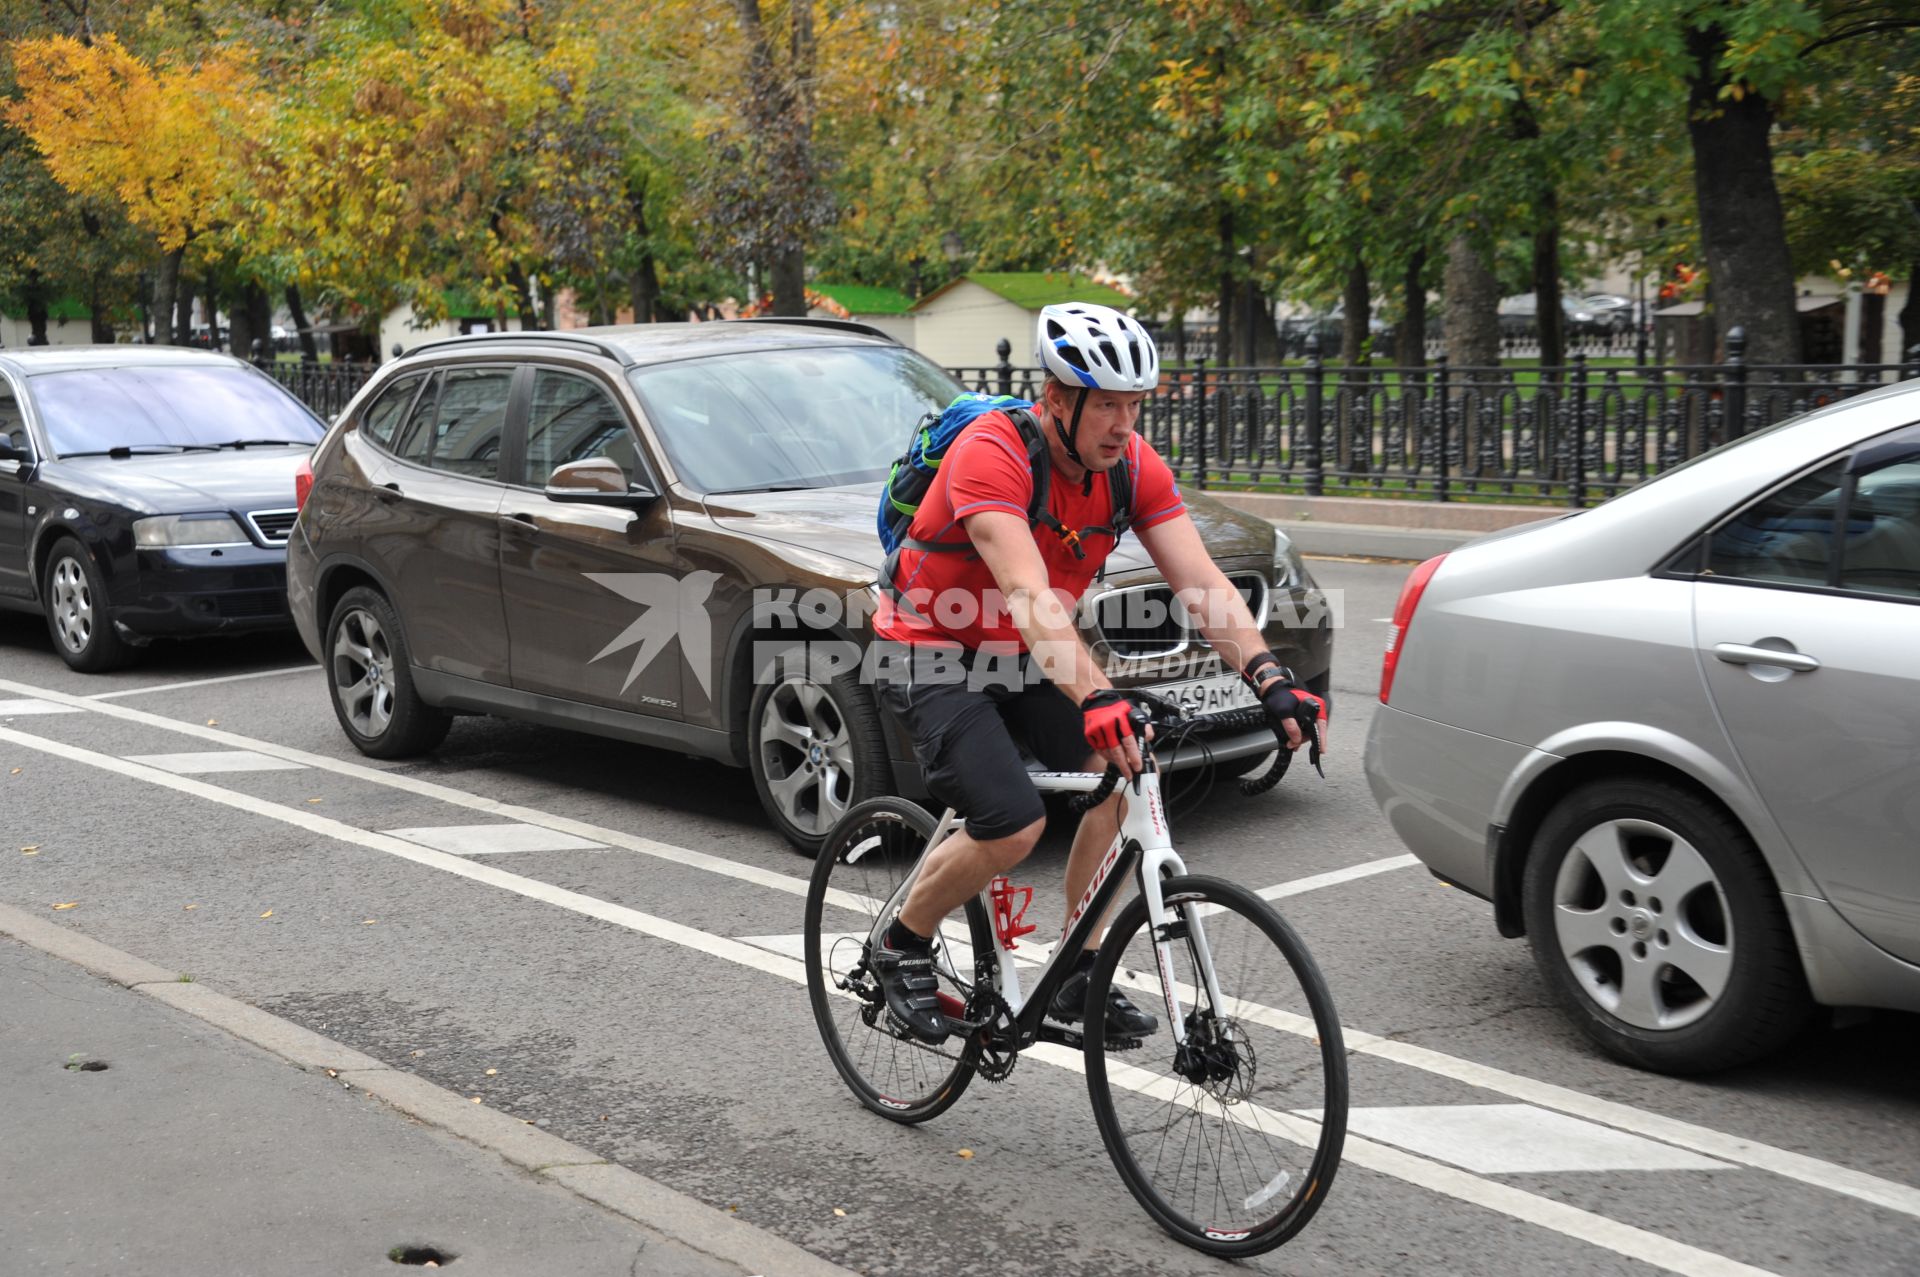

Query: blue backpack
[876,393,1133,563]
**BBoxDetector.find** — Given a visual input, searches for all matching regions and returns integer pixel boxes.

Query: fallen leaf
[51,902,78,910]
[470,1096,482,1104]
[21,844,38,852]
[484,1068,497,1076]
[832,1208,847,1217]
[362,919,376,925]
[206,719,218,726]
[184,904,198,910]
[10,768,20,775]
[956,1148,974,1159]
[325,1069,339,1078]
[410,1050,425,1058]
[599,1115,609,1121]
[305,798,323,805]
[260,909,274,919]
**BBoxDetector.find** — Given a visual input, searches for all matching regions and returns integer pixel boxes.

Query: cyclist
[870,301,1327,1044]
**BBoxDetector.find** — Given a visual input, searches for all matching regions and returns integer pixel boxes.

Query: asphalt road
[1,558,1915,1277]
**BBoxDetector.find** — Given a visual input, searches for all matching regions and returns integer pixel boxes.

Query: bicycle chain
[877,979,1019,1082]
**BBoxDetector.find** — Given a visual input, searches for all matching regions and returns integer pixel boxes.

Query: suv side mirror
[545,457,659,508]
[0,431,31,465]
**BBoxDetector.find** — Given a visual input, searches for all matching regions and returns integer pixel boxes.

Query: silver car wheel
[50,556,93,654]
[1551,817,1733,1031]
[331,607,397,740]
[758,676,856,838]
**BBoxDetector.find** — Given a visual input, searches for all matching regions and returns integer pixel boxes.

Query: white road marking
[123,751,309,775]
[1257,854,1419,902]
[0,722,1787,1277]
[383,824,607,856]
[3,672,1917,1224]
[85,665,319,700]
[0,698,81,716]
[1344,1105,1728,1175]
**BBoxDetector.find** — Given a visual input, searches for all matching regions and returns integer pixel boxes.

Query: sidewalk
[1213,491,1564,560]
[0,905,853,1277]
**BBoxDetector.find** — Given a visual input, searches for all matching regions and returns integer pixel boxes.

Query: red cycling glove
[1080,689,1136,752]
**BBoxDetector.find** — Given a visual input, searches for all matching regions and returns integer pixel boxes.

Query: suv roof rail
[728,316,897,343]
[397,331,636,366]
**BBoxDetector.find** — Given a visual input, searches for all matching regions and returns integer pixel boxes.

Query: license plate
[1147,672,1258,718]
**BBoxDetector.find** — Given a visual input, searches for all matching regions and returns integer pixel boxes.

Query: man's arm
[1137,512,1311,749]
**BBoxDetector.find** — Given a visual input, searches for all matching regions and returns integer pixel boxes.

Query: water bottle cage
[989,875,1037,950]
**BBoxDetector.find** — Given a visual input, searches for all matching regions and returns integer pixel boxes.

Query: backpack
[875,393,1133,564]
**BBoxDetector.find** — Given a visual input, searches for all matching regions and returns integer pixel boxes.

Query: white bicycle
[803,690,1348,1257]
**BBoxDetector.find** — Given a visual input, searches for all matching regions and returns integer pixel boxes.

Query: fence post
[1304,335,1325,496]
[1193,357,1209,489]
[1722,325,1748,441]
[995,338,1013,398]
[1434,354,1450,503]
[1569,351,1588,508]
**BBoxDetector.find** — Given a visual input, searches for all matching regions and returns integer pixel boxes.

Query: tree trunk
[285,284,320,362]
[1686,25,1800,365]
[24,269,50,345]
[174,274,197,345]
[228,288,254,364]
[153,252,181,347]
[1216,207,1235,368]
[505,263,540,331]
[1532,196,1564,372]
[1401,248,1428,369]
[770,248,806,317]
[1444,233,1501,367]
[1900,261,1920,362]
[1340,258,1371,367]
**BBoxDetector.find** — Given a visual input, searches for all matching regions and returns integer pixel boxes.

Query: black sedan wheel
[42,537,133,673]
[1523,778,1811,1074]
[748,642,889,856]
[326,586,450,759]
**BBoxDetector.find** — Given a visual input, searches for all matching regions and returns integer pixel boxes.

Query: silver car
[1364,379,1920,1074]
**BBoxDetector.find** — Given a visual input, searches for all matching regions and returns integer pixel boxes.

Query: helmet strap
[1054,386,1090,474]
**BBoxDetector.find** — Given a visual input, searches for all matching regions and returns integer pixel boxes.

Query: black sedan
[0,346,325,671]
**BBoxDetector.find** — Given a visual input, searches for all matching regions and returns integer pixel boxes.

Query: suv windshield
[33,364,325,457]
[627,345,961,493]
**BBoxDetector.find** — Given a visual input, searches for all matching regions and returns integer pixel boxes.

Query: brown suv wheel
[326,586,451,759]
[748,641,890,856]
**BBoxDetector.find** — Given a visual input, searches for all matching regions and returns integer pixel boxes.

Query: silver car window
[1705,462,1847,588]
[1839,460,1920,599]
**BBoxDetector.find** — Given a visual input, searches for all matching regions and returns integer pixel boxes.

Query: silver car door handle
[1713,643,1821,673]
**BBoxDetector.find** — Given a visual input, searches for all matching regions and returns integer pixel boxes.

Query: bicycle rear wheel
[804,797,983,1123]
[1084,874,1347,1257]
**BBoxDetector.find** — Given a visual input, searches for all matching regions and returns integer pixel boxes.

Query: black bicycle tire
[1084,874,1348,1258]
[804,797,983,1124]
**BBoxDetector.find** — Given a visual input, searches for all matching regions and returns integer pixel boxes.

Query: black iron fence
[949,328,1920,507]
[260,358,378,420]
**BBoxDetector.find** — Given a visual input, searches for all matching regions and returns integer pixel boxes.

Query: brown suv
[286,322,1332,853]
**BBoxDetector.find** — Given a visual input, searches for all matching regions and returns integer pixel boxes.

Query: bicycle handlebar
[1066,689,1319,813]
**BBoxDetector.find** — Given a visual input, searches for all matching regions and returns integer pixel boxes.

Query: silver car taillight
[1380,554,1447,705]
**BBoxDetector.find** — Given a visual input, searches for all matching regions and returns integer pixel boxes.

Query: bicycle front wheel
[1085,874,1347,1258]
[804,797,982,1124]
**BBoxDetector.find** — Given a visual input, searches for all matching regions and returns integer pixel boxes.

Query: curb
[1273,520,1493,561]
[0,902,857,1277]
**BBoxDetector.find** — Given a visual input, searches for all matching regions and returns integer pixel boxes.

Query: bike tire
[804,797,985,1124]
[1083,874,1347,1257]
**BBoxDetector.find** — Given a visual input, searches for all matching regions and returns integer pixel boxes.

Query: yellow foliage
[5,34,257,252]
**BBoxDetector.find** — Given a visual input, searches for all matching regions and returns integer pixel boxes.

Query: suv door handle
[501,511,539,529]
[376,482,402,498]
[1713,643,1821,673]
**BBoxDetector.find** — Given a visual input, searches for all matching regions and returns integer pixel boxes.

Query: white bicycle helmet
[1035,302,1160,393]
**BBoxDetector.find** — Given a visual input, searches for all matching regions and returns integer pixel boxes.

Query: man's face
[1046,382,1146,472]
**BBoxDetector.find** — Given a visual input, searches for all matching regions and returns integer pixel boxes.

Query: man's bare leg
[898,819,1044,939]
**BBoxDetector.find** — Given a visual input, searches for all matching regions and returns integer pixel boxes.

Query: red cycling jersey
[874,410,1186,650]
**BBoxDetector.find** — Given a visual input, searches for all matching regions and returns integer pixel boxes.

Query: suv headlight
[133,514,249,547]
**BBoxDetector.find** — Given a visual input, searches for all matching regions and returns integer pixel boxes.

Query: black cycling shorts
[873,642,1095,841]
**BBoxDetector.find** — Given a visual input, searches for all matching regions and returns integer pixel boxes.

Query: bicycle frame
[859,760,1229,1051]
